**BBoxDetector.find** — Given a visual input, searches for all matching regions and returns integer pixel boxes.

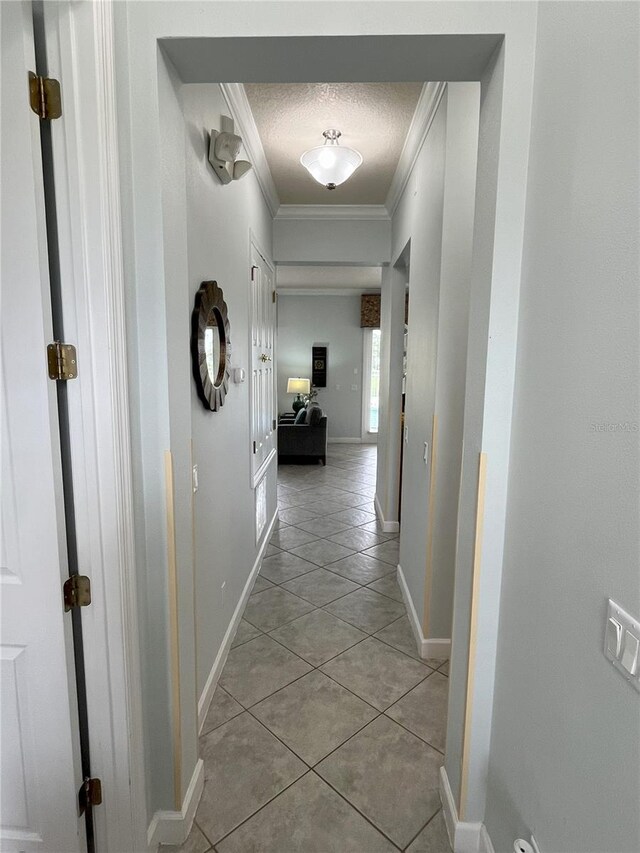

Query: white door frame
[41,2,147,850]
[361,327,380,443]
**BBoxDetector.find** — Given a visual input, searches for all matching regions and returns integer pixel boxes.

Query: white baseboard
[197,508,278,734]
[374,494,400,533]
[479,825,496,853]
[147,759,204,850]
[440,766,494,853]
[397,564,451,661]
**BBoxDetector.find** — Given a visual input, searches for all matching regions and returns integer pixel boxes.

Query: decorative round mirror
[191,280,230,411]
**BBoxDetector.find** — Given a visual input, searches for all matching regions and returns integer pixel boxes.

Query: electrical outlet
[351,384,358,391]
[192,464,199,493]
[423,442,429,463]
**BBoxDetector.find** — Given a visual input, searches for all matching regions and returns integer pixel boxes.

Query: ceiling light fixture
[300,129,363,190]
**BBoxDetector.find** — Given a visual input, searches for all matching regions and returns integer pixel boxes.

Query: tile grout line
[191,449,448,853]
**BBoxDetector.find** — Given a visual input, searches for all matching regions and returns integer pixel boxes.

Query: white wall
[375,264,406,524]
[273,217,390,264]
[394,94,447,625]
[114,0,540,831]
[277,294,366,440]
[116,19,277,817]
[485,4,640,851]
[391,83,479,639]
[180,83,277,700]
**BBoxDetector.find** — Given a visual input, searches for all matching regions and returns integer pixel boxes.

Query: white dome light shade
[300,129,363,190]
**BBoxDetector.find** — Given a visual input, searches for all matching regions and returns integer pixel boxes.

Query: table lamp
[287,378,310,413]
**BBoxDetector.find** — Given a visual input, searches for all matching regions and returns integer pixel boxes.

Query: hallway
[176,444,451,853]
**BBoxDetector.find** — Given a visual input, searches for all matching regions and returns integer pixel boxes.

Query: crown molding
[275,204,390,221]
[385,81,447,216]
[220,83,280,216]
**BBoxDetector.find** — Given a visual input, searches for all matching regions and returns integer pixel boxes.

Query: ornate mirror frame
[191,280,231,411]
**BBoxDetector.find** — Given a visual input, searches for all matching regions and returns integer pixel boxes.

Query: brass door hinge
[78,777,102,816]
[47,342,77,380]
[29,72,62,120]
[63,575,91,612]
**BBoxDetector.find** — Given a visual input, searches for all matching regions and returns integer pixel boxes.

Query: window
[363,328,381,434]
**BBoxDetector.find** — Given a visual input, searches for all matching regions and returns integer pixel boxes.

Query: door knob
[259,354,271,362]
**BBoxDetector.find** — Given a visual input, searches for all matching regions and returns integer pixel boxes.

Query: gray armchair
[277,409,327,465]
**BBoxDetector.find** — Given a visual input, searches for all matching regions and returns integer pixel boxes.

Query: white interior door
[0,3,83,850]
[250,243,276,485]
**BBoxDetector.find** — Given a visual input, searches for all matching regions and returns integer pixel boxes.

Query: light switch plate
[605,599,640,692]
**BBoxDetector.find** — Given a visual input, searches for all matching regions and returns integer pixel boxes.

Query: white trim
[439,766,492,853]
[220,83,280,216]
[43,3,147,850]
[275,204,390,221]
[147,759,205,850]
[197,508,279,733]
[249,231,277,489]
[397,565,451,660]
[479,826,496,853]
[385,82,447,215]
[374,494,400,534]
[252,447,277,491]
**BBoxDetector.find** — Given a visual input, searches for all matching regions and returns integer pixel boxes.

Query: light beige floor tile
[252,575,273,594]
[328,527,388,551]
[406,810,452,852]
[288,539,355,567]
[367,573,403,602]
[268,609,367,667]
[231,619,262,650]
[281,568,360,606]
[252,670,377,765]
[219,635,312,707]
[197,713,306,843]
[323,587,405,633]
[315,716,442,849]
[216,772,396,853]
[362,539,400,566]
[270,526,319,549]
[200,687,243,736]
[321,637,430,710]
[325,553,395,584]
[386,672,449,752]
[374,616,443,667]
[296,516,354,537]
[326,508,377,527]
[259,551,317,584]
[244,586,315,632]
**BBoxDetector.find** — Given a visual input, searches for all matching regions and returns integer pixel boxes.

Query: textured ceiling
[244,83,423,205]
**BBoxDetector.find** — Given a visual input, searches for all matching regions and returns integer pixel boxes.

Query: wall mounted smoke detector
[208,115,252,185]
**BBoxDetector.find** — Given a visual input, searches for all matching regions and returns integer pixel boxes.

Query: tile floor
[172,444,451,853]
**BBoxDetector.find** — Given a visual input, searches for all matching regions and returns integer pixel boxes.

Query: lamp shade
[300,130,362,190]
[287,378,310,395]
